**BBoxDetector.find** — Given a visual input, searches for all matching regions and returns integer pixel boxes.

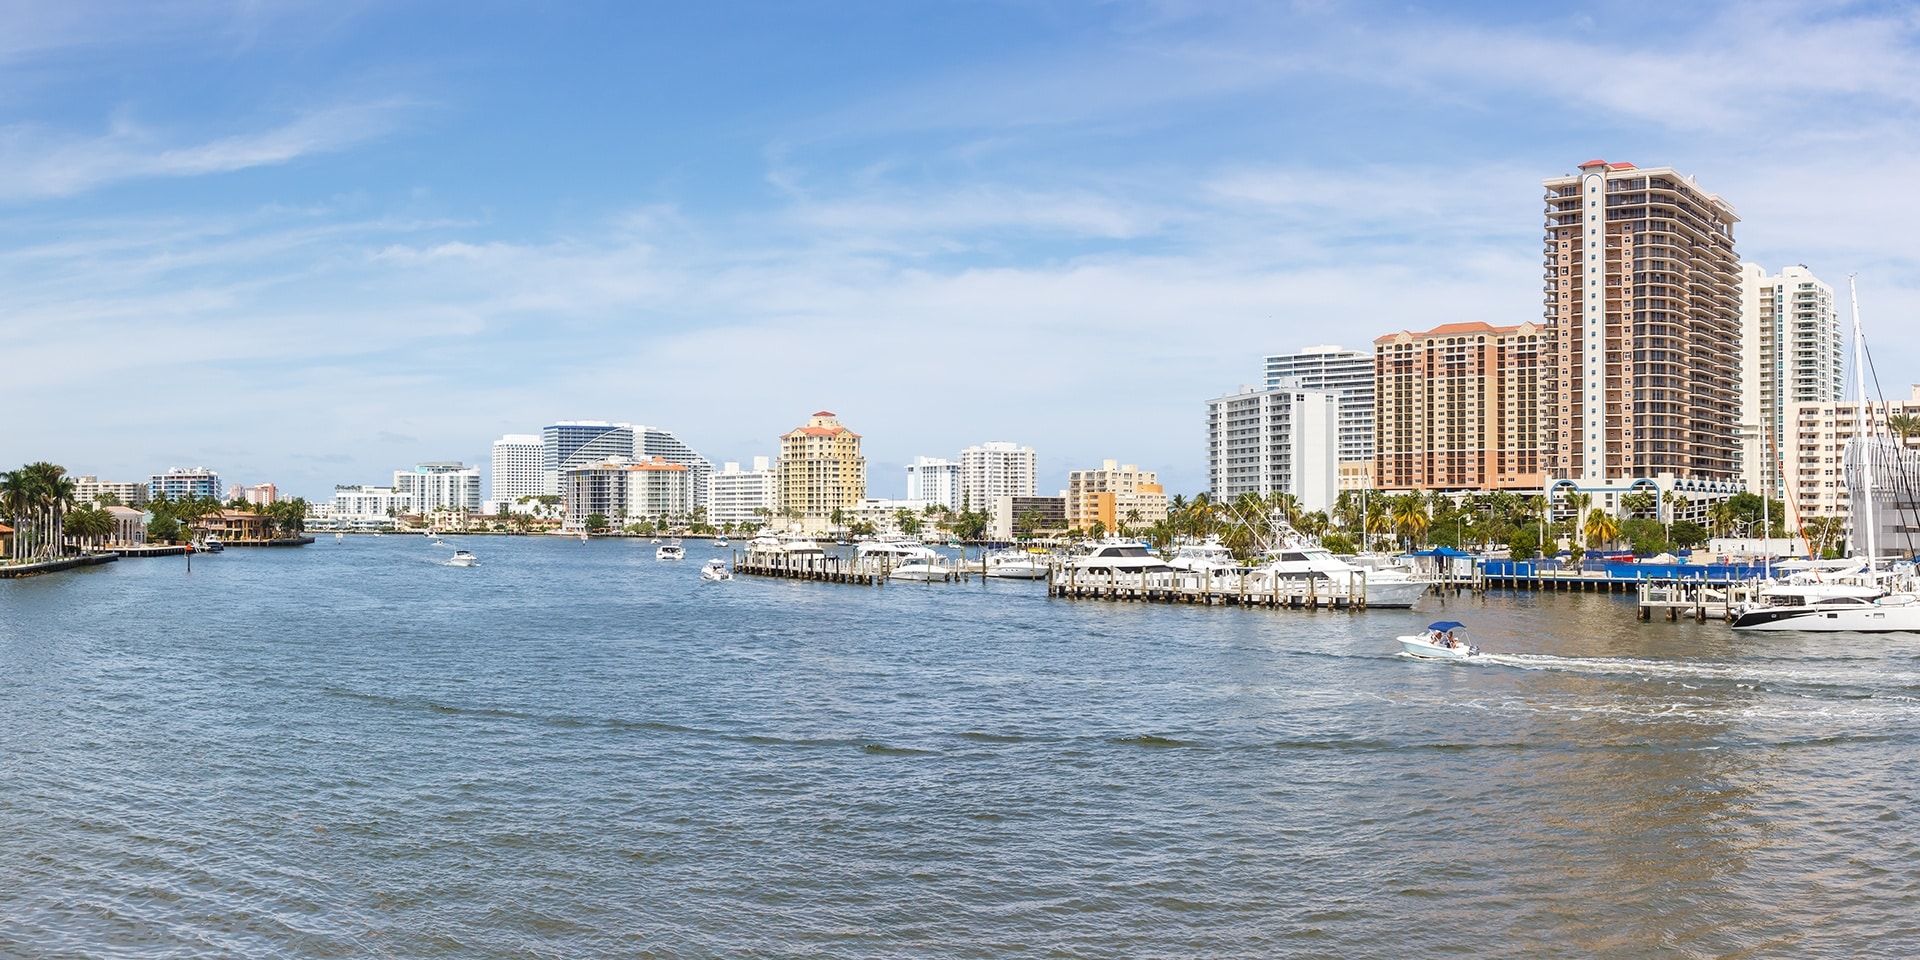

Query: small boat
[1398,621,1479,660]
[449,549,478,567]
[714,535,730,547]
[700,558,733,582]
[657,542,686,561]
[579,531,590,543]
[200,536,225,553]
[335,532,344,542]
[651,537,662,544]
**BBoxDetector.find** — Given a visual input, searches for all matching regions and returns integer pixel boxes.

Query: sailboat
[1734,276,1920,632]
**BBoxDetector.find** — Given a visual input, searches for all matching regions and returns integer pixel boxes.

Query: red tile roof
[812,410,836,417]
[1374,321,1530,342]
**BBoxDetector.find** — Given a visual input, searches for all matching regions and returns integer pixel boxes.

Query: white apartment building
[563,457,692,529]
[393,462,483,517]
[1207,385,1339,512]
[846,498,942,538]
[1783,385,1920,536]
[72,476,148,507]
[1739,264,1843,500]
[540,420,713,505]
[491,434,544,513]
[904,457,962,509]
[959,441,1037,510]
[150,467,222,501]
[1263,345,1375,489]
[332,485,414,519]
[708,457,778,526]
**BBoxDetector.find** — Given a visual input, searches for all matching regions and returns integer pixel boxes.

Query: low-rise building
[988,495,1067,540]
[105,506,146,545]
[563,457,692,529]
[1066,461,1167,534]
[332,485,414,520]
[194,510,273,542]
[846,498,943,538]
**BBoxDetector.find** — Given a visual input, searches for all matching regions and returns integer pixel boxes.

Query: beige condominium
[1066,460,1167,533]
[1373,321,1550,491]
[776,411,866,529]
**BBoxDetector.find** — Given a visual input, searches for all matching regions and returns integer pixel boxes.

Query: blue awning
[1426,621,1465,631]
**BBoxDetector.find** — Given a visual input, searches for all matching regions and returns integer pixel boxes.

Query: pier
[1048,567,1372,609]
[0,554,119,579]
[733,552,881,585]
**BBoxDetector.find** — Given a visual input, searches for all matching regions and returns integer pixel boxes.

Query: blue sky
[3,1,1919,499]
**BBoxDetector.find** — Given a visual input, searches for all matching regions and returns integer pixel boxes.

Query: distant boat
[580,531,590,544]
[335,532,344,542]
[657,542,686,562]
[700,558,733,581]
[449,549,478,567]
[714,535,730,547]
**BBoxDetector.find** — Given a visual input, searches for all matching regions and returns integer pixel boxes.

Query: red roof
[1609,162,1636,170]
[812,410,836,417]
[787,426,858,437]
[1579,158,1610,168]
[1373,321,1530,343]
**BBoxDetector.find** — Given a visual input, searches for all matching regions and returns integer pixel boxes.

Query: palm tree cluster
[0,462,79,561]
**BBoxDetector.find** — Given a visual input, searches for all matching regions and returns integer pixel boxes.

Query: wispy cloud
[0,98,416,200]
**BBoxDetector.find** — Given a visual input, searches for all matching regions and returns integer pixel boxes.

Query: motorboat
[700,558,733,582]
[984,550,1050,580]
[448,549,478,567]
[335,532,344,542]
[657,542,686,561]
[1065,540,1175,580]
[1168,539,1237,574]
[857,541,939,566]
[1398,621,1479,659]
[200,536,225,553]
[889,558,956,582]
[579,531,590,543]
[651,537,662,544]
[714,535,730,547]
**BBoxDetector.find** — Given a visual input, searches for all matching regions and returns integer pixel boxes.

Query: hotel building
[708,457,778,526]
[1542,159,1742,506]
[1066,461,1167,533]
[1206,385,1339,511]
[1373,322,1550,492]
[1263,345,1376,489]
[491,434,544,513]
[777,412,866,531]
[1739,264,1843,500]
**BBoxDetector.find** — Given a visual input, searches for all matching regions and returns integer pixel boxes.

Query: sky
[3,0,1919,500]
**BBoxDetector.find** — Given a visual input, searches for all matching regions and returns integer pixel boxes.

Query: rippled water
[4,536,1919,957]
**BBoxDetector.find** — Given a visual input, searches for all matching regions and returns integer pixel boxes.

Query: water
[4,536,1918,957]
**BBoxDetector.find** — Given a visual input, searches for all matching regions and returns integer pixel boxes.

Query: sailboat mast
[1850,274,1877,564]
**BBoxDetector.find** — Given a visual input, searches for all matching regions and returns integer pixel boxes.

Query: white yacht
[984,550,1050,580]
[858,541,953,581]
[1245,543,1430,608]
[1168,539,1238,575]
[1065,540,1175,579]
[714,535,730,547]
[656,542,686,561]
[700,558,733,582]
[448,549,478,567]
[1733,590,1920,632]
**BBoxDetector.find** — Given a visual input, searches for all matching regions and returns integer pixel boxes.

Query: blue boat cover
[1426,621,1466,631]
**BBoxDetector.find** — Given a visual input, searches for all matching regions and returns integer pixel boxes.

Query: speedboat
[449,549,478,567]
[714,535,730,547]
[984,550,1049,580]
[700,558,733,581]
[1398,621,1479,659]
[657,542,686,561]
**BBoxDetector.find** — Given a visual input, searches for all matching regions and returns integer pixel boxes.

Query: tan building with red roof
[777,412,866,530]
[1374,321,1551,491]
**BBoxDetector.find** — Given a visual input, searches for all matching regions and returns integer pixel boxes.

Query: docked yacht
[1168,539,1238,575]
[859,541,953,582]
[1065,540,1175,579]
[984,550,1050,580]
[1245,542,1430,608]
[199,536,225,553]
[700,558,733,582]
[1731,584,1920,632]
[657,541,686,561]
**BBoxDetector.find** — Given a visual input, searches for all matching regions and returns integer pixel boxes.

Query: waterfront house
[105,506,147,546]
[0,523,12,558]
[194,509,273,543]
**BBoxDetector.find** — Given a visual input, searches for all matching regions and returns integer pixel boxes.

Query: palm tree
[1584,508,1620,550]
[0,469,33,562]
[1391,493,1429,550]
[1888,413,1919,444]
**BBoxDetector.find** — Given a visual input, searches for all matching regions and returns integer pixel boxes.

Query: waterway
[3,535,1917,957]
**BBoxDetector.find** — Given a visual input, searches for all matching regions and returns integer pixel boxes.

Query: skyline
[4,2,1919,499]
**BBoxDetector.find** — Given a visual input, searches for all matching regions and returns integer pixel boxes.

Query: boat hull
[984,562,1048,580]
[1731,602,1920,632]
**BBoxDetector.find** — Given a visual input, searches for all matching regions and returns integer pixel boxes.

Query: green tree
[1669,520,1709,551]
[584,513,610,533]
[1506,523,1541,561]
[1583,508,1620,550]
[952,510,989,542]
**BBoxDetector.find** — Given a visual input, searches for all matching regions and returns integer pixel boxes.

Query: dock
[0,554,119,579]
[1047,567,1373,609]
[733,552,881,585]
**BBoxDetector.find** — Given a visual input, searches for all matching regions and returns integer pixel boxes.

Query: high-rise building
[539,421,712,505]
[1263,345,1376,489]
[1542,159,1742,497]
[491,434,544,513]
[1206,386,1339,511]
[637,426,715,509]
[904,457,961,509]
[777,412,866,530]
[959,441,1038,510]
[1739,264,1843,500]
[708,457,778,526]
[562,457,691,530]
[1066,460,1167,533]
[150,467,222,501]
[393,462,483,517]
[72,476,148,508]
[1373,322,1551,492]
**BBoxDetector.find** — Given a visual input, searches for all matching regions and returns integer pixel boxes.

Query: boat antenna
[1849,274,1878,567]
